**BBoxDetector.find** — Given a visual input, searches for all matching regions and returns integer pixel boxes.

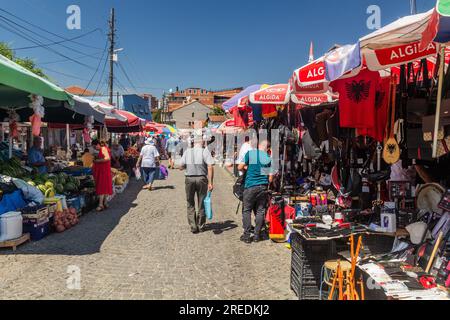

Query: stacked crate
[290,232,336,300]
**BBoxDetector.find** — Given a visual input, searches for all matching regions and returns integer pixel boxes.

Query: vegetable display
[53,208,79,233]
[111,168,129,186]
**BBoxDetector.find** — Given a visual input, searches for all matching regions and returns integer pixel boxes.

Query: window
[192,112,195,118]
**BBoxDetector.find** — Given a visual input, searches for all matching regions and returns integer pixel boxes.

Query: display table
[338,252,450,300]
[288,222,398,300]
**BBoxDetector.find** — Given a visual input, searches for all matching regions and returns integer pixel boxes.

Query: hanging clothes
[330,68,380,130]
[232,108,250,128]
[261,104,278,119]
[358,77,391,142]
[29,114,42,137]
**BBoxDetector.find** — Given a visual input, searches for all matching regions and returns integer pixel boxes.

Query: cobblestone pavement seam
[0,165,295,300]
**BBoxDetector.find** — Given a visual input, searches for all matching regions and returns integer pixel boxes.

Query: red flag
[420,8,440,51]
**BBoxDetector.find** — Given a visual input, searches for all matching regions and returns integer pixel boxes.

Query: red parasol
[249,84,290,105]
[291,91,339,107]
[105,110,145,133]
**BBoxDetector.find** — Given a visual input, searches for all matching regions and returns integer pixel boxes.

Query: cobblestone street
[0,166,295,300]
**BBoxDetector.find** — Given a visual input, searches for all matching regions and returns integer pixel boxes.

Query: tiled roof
[65,86,96,96]
[208,115,227,122]
[168,100,213,113]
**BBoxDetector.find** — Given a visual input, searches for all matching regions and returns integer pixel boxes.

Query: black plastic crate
[291,261,322,280]
[291,274,320,300]
[291,233,337,262]
[291,263,322,300]
[297,286,320,300]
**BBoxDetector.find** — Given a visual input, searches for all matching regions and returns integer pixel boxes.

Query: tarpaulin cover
[0,54,72,106]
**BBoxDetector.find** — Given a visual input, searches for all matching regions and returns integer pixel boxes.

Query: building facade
[122,94,154,121]
[167,87,242,111]
[168,101,212,129]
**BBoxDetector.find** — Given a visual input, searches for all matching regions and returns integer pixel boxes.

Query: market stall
[0,53,135,249]
[215,1,450,300]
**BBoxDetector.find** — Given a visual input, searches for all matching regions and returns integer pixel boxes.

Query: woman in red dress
[92,140,113,211]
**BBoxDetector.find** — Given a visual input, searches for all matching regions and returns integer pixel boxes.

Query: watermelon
[64,183,77,193]
[55,184,64,194]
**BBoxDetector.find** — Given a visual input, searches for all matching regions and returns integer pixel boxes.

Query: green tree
[210,106,226,116]
[0,42,14,60]
[152,109,162,123]
[0,42,46,78]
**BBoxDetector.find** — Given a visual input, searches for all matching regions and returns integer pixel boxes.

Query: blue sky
[0,0,438,98]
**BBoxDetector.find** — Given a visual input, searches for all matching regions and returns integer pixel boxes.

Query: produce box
[23,218,50,241]
[66,196,82,214]
[44,196,66,212]
[46,203,57,218]
[21,205,48,220]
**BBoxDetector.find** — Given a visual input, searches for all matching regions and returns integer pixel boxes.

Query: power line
[0,18,96,70]
[117,61,138,93]
[13,28,101,50]
[0,7,104,50]
[93,50,110,97]
[114,76,129,94]
[0,14,100,60]
[39,51,104,65]
[83,39,109,95]
[40,66,95,82]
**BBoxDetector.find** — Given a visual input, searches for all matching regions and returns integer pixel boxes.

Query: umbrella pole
[8,134,13,159]
[432,46,446,158]
[66,123,70,159]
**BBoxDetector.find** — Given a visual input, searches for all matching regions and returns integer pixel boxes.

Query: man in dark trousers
[179,135,215,234]
[238,139,273,243]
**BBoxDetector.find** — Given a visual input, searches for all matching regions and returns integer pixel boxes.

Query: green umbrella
[0,53,73,107]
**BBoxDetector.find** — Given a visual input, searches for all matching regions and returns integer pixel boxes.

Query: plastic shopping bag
[134,167,142,180]
[204,191,213,220]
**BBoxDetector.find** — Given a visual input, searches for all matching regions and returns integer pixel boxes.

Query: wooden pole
[432,46,446,158]
[426,231,444,273]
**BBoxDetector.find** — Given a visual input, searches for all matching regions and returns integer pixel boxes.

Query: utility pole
[108,8,115,106]
[410,0,417,14]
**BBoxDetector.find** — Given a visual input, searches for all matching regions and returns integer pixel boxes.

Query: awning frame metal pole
[66,123,70,160]
[432,45,446,158]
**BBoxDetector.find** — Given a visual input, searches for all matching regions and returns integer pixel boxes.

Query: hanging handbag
[436,135,450,158]
[407,128,433,161]
[423,114,448,141]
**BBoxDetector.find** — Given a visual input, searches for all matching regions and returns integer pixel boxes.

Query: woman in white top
[136,138,160,191]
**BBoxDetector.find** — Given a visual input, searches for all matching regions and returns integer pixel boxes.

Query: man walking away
[238,139,273,243]
[136,138,160,191]
[180,135,214,234]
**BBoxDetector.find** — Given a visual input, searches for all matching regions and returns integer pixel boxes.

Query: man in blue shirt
[28,136,47,174]
[238,139,273,243]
